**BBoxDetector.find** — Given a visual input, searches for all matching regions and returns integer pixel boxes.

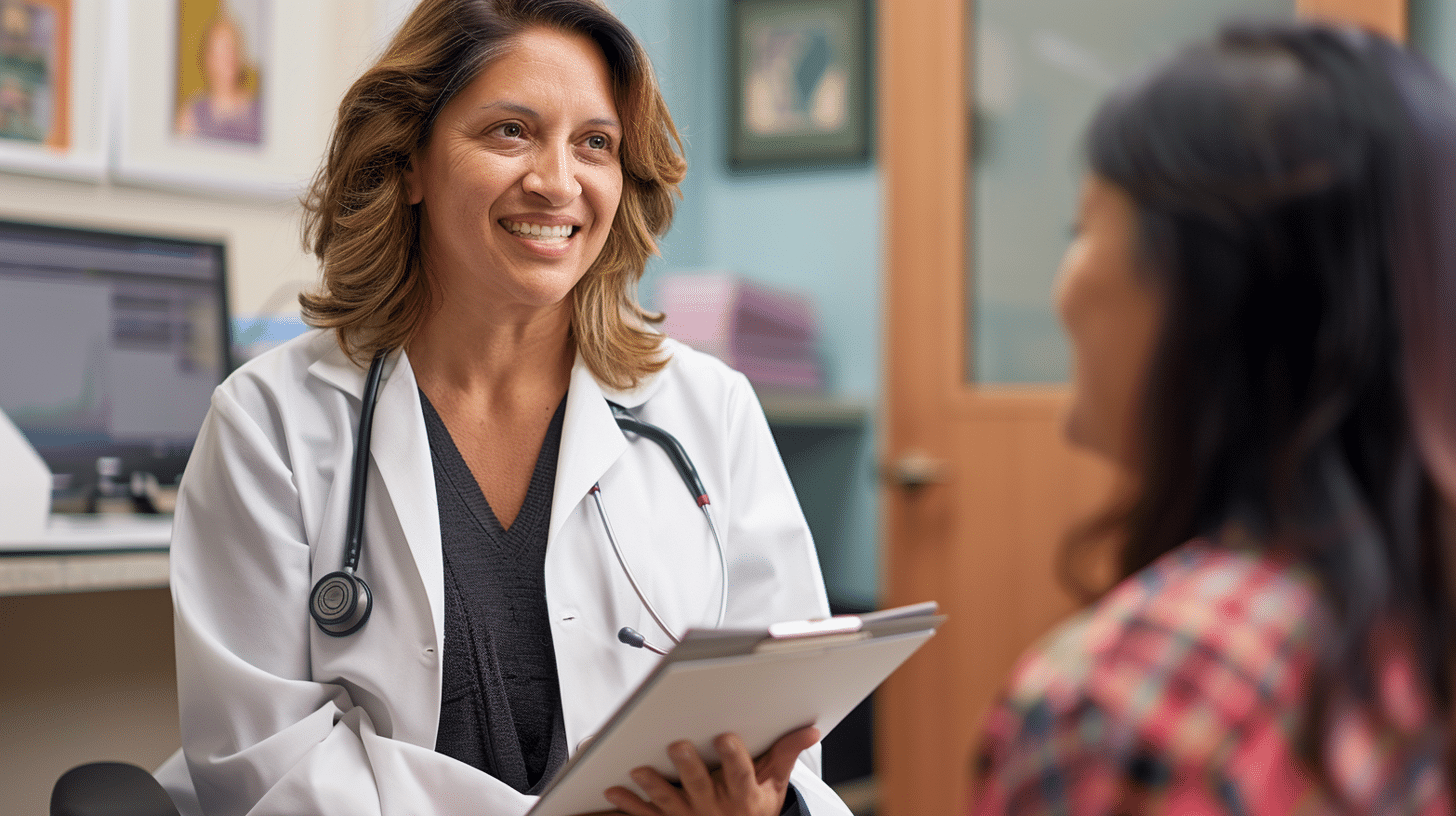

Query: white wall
[0,2,386,318]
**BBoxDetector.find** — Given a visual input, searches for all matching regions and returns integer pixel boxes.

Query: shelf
[759,392,870,428]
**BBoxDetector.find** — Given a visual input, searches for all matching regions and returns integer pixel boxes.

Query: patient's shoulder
[1013,540,1321,721]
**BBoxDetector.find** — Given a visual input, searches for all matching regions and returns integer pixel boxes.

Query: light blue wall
[611,0,883,608]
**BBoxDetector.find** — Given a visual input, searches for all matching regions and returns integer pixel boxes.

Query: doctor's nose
[523,145,581,205]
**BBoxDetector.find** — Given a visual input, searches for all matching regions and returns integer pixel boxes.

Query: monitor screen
[0,220,230,493]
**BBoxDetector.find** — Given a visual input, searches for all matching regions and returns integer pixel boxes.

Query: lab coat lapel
[550,352,676,748]
[551,356,629,541]
[304,339,365,396]
[307,345,444,648]
[364,350,444,645]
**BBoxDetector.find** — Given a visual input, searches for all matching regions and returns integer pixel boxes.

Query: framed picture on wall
[112,0,332,200]
[0,0,107,180]
[727,0,871,170]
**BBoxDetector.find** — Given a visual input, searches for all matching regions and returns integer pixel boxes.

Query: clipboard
[527,602,943,816]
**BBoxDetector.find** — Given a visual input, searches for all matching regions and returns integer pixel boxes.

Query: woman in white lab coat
[162,2,846,815]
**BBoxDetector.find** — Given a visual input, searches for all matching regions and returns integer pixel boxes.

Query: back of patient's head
[1074,19,1456,745]
[1083,21,1456,569]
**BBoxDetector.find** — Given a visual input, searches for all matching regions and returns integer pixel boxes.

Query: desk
[0,514,172,595]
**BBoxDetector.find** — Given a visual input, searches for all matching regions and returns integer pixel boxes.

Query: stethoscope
[308,349,728,656]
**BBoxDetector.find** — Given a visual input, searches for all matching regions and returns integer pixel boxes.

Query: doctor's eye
[492,122,525,139]
[585,134,611,151]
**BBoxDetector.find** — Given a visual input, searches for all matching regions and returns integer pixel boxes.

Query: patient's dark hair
[1072,20,1456,785]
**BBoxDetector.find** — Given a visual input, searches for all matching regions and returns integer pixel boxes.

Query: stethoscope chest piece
[310,571,373,637]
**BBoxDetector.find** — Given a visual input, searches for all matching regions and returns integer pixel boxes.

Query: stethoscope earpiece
[617,626,669,655]
[310,571,373,637]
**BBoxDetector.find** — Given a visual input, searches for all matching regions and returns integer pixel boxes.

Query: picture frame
[112,0,333,200]
[727,0,872,170]
[0,0,108,180]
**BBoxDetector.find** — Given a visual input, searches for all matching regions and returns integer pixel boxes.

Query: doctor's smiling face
[405,26,624,318]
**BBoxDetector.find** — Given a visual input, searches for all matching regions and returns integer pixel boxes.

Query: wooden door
[876,2,1407,815]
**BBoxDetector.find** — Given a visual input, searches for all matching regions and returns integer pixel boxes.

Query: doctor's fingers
[754,726,821,787]
[668,740,723,814]
[621,760,699,816]
[602,782,667,816]
[715,733,758,799]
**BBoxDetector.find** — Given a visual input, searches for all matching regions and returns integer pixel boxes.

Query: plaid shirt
[970,538,1450,815]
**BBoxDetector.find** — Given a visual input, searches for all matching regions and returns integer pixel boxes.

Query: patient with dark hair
[971,20,1456,813]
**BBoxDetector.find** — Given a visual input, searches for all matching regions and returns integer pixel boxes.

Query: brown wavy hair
[299,0,686,388]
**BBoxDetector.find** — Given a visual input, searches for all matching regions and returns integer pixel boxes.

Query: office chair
[51,761,181,816]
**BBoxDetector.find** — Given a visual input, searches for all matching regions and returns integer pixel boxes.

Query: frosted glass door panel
[969,0,1294,383]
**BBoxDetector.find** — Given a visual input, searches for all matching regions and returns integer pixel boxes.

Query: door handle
[887,450,945,488]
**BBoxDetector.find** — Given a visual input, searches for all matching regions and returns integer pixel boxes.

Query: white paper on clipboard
[527,602,943,816]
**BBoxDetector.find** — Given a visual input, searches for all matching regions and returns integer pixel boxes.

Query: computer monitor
[0,219,231,494]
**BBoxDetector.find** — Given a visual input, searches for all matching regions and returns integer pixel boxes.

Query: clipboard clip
[767,616,863,640]
[756,616,871,654]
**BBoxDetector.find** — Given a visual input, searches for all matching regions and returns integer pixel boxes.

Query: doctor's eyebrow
[479,101,621,131]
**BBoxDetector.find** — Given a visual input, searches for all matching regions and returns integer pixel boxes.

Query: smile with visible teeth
[503,220,578,243]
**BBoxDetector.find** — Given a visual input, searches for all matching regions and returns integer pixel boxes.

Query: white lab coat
[160,329,848,816]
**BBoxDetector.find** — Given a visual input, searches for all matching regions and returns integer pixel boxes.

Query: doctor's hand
[602,726,820,816]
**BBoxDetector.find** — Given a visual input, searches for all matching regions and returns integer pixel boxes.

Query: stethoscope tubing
[309,349,389,637]
[343,349,388,574]
[704,504,729,629]
[590,484,729,648]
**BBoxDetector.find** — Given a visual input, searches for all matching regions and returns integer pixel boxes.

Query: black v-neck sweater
[421,391,807,813]
[422,391,569,794]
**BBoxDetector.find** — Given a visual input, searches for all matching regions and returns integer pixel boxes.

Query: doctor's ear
[403,155,424,205]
